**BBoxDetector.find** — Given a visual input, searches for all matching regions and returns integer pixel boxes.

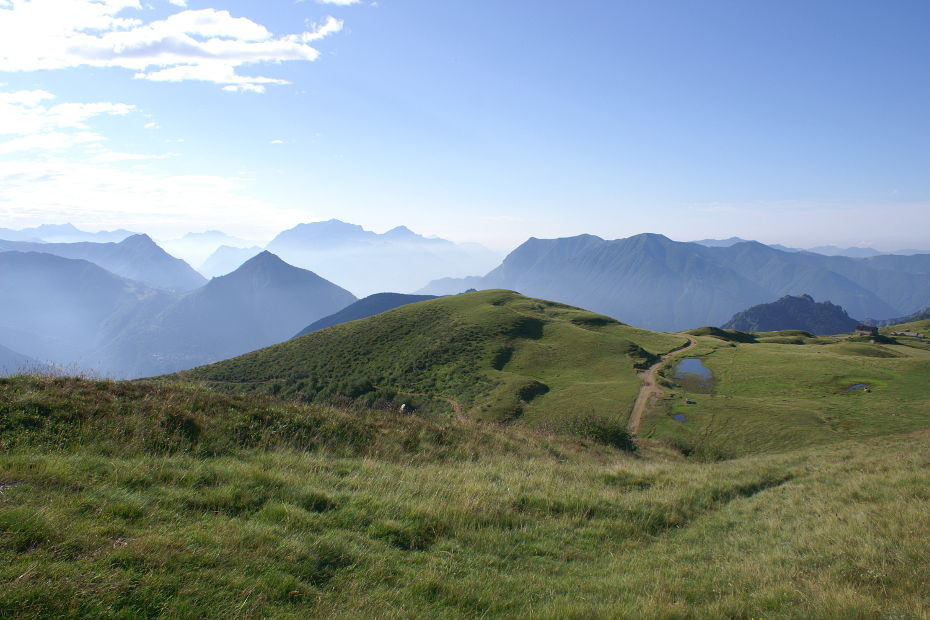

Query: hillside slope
[177,290,688,432]
[722,294,860,335]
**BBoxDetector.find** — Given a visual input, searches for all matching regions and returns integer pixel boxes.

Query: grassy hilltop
[2,376,930,618]
[175,290,687,434]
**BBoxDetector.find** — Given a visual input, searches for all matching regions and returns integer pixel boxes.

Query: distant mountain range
[264,220,500,296]
[0,234,205,291]
[295,293,438,337]
[159,230,257,267]
[420,233,930,331]
[0,223,136,244]
[0,250,355,378]
[692,237,930,258]
[722,294,860,335]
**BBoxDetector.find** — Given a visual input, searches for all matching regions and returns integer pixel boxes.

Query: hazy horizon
[2,1,930,251]
[2,218,928,255]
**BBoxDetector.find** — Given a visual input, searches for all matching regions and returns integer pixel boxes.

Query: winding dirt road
[627,336,698,435]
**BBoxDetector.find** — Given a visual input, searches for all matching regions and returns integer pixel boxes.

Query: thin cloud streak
[0,1,344,91]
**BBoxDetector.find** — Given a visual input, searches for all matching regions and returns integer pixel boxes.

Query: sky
[0,0,929,251]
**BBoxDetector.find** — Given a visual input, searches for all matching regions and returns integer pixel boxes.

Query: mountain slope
[0,234,205,291]
[722,294,860,335]
[0,343,39,375]
[0,251,176,368]
[111,252,356,377]
[176,290,688,431]
[478,234,768,331]
[294,293,438,337]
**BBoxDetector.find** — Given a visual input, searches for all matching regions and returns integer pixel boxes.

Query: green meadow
[2,376,930,618]
[644,329,930,458]
[3,294,930,618]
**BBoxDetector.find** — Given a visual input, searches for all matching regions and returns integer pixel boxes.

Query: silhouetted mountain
[0,234,205,291]
[721,294,859,335]
[420,234,930,331]
[0,251,176,369]
[295,293,438,337]
[265,219,501,296]
[198,245,262,278]
[107,252,356,376]
[0,223,136,243]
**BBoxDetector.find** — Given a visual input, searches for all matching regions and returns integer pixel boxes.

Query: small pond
[846,383,870,391]
[673,414,687,423]
[674,358,715,393]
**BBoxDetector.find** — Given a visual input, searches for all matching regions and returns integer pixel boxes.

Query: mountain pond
[673,358,715,393]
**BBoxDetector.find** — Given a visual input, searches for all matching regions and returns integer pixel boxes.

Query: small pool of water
[847,383,870,391]
[673,414,687,423]
[674,358,715,393]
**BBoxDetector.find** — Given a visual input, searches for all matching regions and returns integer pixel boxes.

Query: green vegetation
[4,294,930,617]
[174,290,688,435]
[3,376,930,618]
[644,332,930,458]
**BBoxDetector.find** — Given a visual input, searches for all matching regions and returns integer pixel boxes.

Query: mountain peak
[384,225,419,238]
[241,250,283,266]
[121,233,156,245]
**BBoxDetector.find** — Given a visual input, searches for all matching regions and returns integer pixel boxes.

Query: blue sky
[1,0,929,250]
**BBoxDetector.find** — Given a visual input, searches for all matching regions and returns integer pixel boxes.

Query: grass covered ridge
[1,376,929,617]
[173,290,688,433]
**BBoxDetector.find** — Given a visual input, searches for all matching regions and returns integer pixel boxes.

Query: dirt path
[627,336,698,435]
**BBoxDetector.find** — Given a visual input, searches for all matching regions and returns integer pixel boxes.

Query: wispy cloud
[0,89,134,155]
[0,1,344,92]
[0,158,304,237]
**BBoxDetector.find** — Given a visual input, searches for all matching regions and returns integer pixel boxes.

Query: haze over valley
[2,220,928,378]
